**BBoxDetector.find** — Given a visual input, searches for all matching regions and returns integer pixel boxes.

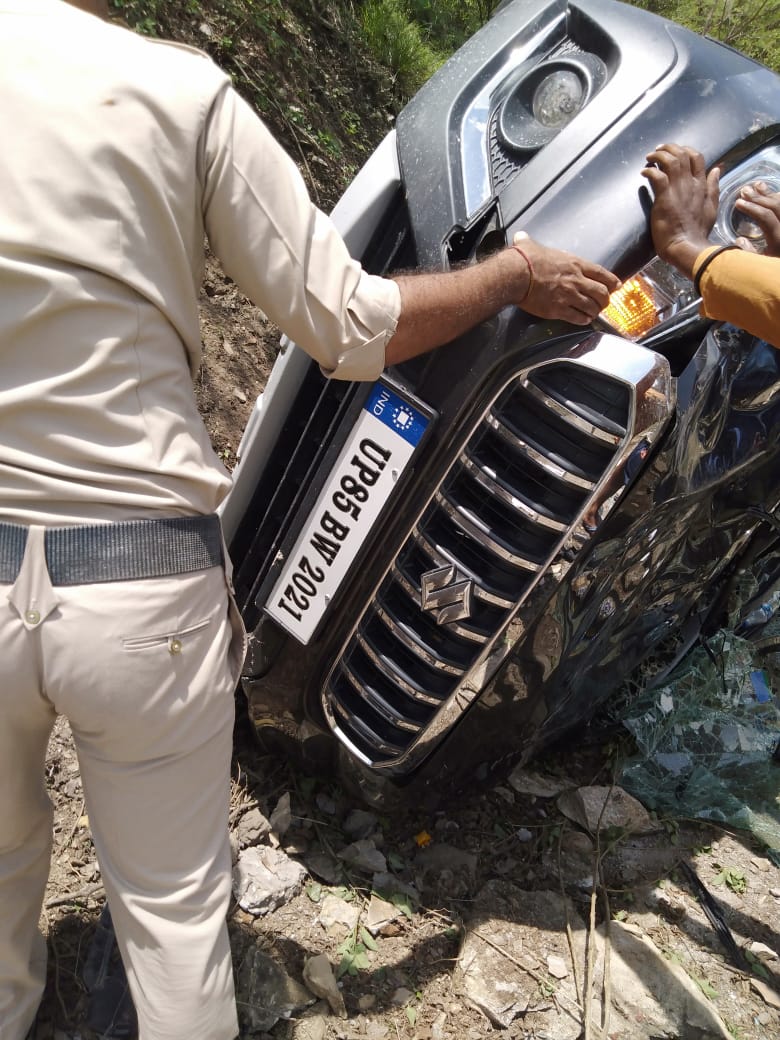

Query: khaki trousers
[0,528,245,1040]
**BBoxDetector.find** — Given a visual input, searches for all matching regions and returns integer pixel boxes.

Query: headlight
[601,144,780,342]
[498,54,608,152]
[532,70,585,128]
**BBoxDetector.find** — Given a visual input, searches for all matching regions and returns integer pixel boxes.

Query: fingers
[645,142,703,175]
[558,307,596,326]
[530,272,617,322]
[735,186,780,239]
[641,165,667,194]
[735,196,778,225]
[644,144,714,199]
[705,165,721,210]
[583,263,621,295]
[742,180,778,200]
[575,281,613,315]
[736,185,780,219]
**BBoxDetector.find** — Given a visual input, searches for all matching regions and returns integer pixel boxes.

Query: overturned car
[220,0,780,804]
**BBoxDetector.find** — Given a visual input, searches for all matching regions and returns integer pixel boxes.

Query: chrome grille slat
[523,381,623,444]
[375,605,464,676]
[357,634,442,705]
[330,698,405,757]
[485,412,595,490]
[460,454,568,532]
[342,666,422,733]
[437,494,542,571]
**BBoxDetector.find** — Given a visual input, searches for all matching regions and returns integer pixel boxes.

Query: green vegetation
[359,0,779,99]
[359,0,779,101]
[713,864,749,894]
[360,0,442,100]
[110,1,779,103]
[359,0,503,99]
[632,0,780,71]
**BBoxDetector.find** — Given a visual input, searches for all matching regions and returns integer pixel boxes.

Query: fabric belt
[0,514,224,586]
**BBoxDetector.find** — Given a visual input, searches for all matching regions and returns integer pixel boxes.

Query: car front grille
[322,336,672,768]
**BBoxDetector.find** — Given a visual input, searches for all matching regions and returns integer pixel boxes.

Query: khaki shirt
[0,0,400,525]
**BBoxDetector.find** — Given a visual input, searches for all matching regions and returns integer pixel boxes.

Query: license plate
[264,381,433,644]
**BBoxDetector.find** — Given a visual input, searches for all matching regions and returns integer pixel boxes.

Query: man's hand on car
[641,143,720,277]
[512,231,620,325]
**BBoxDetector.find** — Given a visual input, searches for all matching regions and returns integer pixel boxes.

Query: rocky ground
[28,3,780,1038]
[34,710,780,1039]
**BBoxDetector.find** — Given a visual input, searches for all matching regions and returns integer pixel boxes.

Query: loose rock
[547,954,569,979]
[234,947,313,1032]
[236,807,271,849]
[365,893,400,936]
[588,920,733,1038]
[390,986,414,1005]
[507,767,572,798]
[304,850,344,885]
[557,785,657,835]
[338,838,387,874]
[343,808,379,840]
[233,846,306,915]
[318,893,360,937]
[270,791,292,839]
[302,953,347,1018]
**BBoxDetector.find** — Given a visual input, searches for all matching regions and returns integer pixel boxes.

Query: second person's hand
[734,181,780,257]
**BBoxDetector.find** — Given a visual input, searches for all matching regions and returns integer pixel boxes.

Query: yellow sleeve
[694,247,780,349]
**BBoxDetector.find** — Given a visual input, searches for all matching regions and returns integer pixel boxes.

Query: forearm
[386,249,528,366]
[385,239,619,366]
[695,247,780,349]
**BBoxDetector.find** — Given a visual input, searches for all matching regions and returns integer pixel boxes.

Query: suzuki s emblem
[421,565,475,624]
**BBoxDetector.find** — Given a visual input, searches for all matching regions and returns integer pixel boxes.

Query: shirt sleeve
[695,246,780,349]
[199,82,401,381]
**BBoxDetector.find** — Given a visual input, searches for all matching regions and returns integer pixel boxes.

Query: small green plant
[713,866,748,895]
[110,0,161,35]
[744,948,771,980]
[305,881,323,903]
[660,816,681,845]
[725,1024,749,1040]
[336,924,376,977]
[372,886,416,918]
[316,130,342,158]
[342,110,362,136]
[330,884,356,903]
[538,977,557,998]
[387,850,406,871]
[692,976,719,1000]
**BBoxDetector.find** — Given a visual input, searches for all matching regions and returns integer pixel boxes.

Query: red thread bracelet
[513,244,534,302]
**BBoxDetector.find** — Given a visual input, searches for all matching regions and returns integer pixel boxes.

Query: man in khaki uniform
[0,2,618,1037]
